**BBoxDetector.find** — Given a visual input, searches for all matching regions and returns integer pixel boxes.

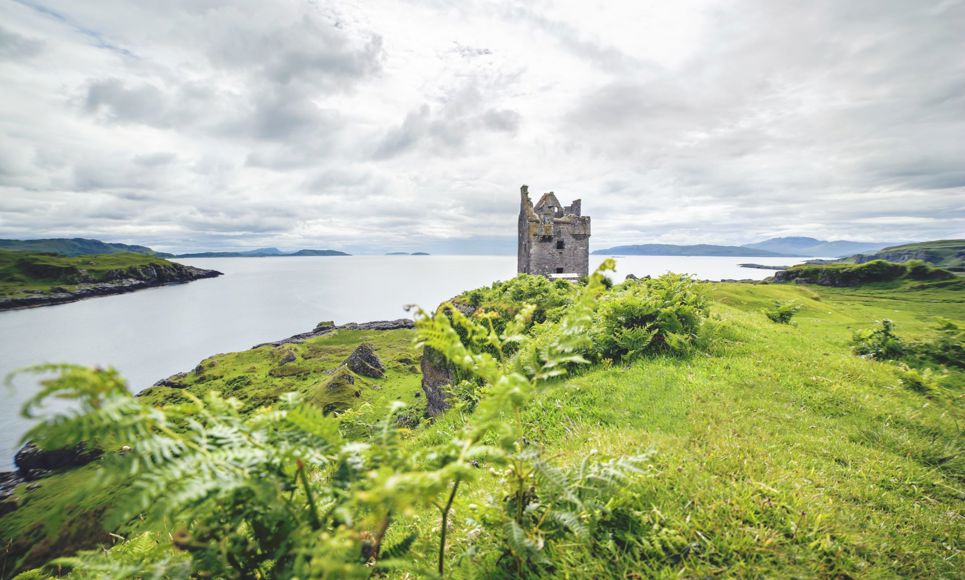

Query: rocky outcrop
[739,263,788,270]
[0,442,104,512]
[14,442,102,480]
[850,250,944,265]
[420,346,456,417]
[0,263,222,311]
[345,344,385,378]
[417,301,476,418]
[252,319,414,349]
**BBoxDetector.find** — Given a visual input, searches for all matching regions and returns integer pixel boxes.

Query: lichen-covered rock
[345,343,385,378]
[420,346,455,417]
[14,441,102,480]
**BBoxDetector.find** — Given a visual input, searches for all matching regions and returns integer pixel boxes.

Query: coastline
[0,266,222,311]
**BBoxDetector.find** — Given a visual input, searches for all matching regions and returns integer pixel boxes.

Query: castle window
[556,240,565,250]
[555,267,564,273]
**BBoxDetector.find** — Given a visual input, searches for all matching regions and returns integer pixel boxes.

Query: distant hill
[742,237,898,258]
[592,244,791,257]
[177,248,349,258]
[0,238,172,257]
[386,252,431,256]
[841,239,964,271]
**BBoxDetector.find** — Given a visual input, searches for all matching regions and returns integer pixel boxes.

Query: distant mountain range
[175,248,350,258]
[741,237,899,258]
[0,237,172,257]
[0,240,350,258]
[594,237,900,258]
[386,252,431,256]
[592,244,790,257]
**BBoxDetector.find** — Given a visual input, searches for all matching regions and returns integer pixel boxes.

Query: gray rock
[252,318,414,349]
[14,441,102,480]
[420,346,455,417]
[345,343,385,378]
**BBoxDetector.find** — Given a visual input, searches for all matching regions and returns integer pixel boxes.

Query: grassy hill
[842,239,965,271]
[0,238,169,257]
[1,273,961,578]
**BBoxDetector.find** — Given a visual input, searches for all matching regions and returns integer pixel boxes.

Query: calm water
[0,254,800,468]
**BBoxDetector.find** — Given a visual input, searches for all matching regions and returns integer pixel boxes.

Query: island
[0,250,222,310]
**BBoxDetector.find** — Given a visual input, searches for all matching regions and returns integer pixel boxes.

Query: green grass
[3,280,963,578]
[0,251,175,298]
[398,281,964,578]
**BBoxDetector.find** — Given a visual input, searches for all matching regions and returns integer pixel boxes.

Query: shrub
[851,319,905,360]
[896,365,942,396]
[764,300,801,324]
[592,274,708,362]
[911,318,964,368]
[460,273,577,332]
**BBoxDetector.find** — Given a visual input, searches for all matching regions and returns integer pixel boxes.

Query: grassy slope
[404,281,963,578]
[0,251,175,298]
[1,328,424,574]
[3,282,962,577]
[0,239,163,257]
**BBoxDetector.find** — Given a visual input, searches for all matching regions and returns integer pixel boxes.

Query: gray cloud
[0,25,43,57]
[0,0,961,253]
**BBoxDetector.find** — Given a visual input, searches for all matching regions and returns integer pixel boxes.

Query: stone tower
[517,185,591,278]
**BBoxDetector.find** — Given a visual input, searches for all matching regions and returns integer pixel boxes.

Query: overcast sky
[1,0,963,254]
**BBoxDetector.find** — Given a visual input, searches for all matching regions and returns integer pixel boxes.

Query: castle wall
[517,185,590,277]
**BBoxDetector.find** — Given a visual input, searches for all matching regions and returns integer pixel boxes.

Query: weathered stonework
[517,185,591,277]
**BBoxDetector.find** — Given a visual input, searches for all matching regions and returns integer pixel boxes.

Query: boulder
[14,441,102,480]
[345,343,385,378]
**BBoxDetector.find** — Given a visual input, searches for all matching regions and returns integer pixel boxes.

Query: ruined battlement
[517,184,591,277]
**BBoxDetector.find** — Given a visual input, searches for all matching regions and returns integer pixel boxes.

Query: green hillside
[0,238,168,257]
[2,271,962,578]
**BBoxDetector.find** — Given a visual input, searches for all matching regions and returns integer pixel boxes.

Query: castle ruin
[517,185,591,278]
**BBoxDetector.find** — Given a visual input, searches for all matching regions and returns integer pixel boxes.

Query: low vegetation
[2,262,963,578]
[763,299,801,324]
